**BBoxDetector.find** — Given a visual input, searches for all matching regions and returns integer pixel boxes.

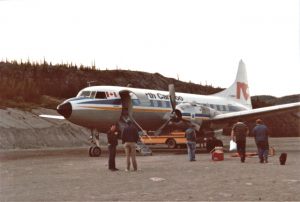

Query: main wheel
[89,146,94,157]
[92,146,101,157]
[166,138,177,149]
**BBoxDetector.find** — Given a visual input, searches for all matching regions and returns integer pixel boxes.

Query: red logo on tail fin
[236,82,249,100]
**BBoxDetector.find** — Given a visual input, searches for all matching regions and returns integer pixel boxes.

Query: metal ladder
[136,140,152,156]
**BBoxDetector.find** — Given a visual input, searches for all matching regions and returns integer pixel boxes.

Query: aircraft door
[119,90,133,119]
[118,90,151,132]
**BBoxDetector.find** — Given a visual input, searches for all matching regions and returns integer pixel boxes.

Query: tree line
[0,60,223,108]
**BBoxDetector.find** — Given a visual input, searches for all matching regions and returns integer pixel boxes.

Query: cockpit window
[95,92,107,99]
[78,91,91,97]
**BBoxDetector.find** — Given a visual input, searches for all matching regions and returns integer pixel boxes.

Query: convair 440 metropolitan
[40,60,300,156]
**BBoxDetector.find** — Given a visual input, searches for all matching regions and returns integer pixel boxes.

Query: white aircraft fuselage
[57,86,250,132]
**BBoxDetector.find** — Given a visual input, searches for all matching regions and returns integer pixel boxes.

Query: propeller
[154,84,190,135]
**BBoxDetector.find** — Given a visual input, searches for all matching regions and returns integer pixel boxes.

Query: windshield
[78,91,91,97]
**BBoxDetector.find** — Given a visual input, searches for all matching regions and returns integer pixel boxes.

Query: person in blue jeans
[185,127,197,161]
[252,119,270,163]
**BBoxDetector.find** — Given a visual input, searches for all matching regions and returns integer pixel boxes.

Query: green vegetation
[0,60,222,109]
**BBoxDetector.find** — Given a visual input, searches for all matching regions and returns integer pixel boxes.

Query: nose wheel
[89,146,101,157]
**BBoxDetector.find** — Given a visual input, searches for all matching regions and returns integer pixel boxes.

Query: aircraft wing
[210,102,300,126]
[39,114,65,120]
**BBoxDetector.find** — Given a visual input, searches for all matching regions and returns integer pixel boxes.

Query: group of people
[106,120,139,172]
[184,118,270,163]
[231,118,270,163]
[106,117,270,172]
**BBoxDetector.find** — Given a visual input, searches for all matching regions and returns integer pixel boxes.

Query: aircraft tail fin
[214,60,252,109]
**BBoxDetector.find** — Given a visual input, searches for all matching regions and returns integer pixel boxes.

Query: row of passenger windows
[140,100,242,112]
[78,91,243,112]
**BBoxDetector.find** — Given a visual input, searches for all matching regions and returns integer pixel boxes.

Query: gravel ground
[0,137,300,201]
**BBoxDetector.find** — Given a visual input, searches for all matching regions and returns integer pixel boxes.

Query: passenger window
[220,105,226,111]
[149,100,154,107]
[95,92,107,99]
[90,91,96,98]
[132,99,141,106]
[157,101,162,107]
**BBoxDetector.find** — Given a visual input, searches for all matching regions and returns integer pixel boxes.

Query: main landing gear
[198,128,223,153]
[89,129,102,157]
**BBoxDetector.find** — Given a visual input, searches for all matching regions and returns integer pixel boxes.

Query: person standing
[185,126,197,161]
[231,119,249,163]
[106,124,119,171]
[122,120,139,171]
[252,119,270,163]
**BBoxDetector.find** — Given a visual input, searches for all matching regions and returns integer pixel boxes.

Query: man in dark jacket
[252,119,270,163]
[122,120,139,171]
[231,119,249,163]
[107,124,119,171]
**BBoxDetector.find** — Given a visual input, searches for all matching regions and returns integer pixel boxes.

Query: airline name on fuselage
[145,92,184,101]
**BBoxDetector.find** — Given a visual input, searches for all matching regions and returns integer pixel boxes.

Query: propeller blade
[154,118,173,136]
[169,84,176,112]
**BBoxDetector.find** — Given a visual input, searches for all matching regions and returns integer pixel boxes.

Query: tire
[92,146,101,157]
[166,138,177,149]
[89,146,94,157]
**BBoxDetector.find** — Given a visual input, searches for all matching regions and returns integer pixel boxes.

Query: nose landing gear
[89,129,102,157]
[89,146,101,157]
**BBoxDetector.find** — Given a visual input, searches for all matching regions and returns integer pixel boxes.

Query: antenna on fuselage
[87,81,97,86]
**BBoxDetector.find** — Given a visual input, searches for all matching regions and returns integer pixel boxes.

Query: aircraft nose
[57,102,72,119]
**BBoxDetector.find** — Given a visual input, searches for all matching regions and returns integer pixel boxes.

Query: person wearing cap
[252,119,270,163]
[122,120,140,171]
[231,119,249,163]
[185,126,197,161]
[106,124,120,171]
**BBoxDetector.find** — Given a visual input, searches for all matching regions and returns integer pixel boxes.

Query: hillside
[0,61,222,109]
[1,60,298,108]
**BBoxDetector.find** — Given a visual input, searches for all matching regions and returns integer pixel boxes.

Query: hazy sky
[0,0,299,97]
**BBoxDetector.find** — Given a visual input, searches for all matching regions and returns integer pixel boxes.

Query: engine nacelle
[175,102,220,120]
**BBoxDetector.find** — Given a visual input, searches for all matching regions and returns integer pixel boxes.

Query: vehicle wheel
[166,138,177,149]
[206,140,215,153]
[89,146,94,157]
[92,146,101,157]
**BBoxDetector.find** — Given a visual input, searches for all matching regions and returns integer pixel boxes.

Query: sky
[0,0,299,97]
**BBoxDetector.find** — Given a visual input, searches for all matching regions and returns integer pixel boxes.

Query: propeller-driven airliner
[40,60,300,156]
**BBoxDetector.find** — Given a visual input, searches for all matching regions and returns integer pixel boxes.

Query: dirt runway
[1,137,300,201]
